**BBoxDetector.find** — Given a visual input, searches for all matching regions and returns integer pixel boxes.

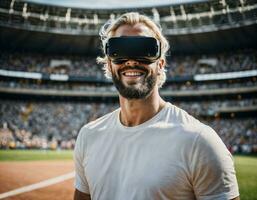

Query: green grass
[234,155,257,200]
[0,149,73,161]
[0,151,256,199]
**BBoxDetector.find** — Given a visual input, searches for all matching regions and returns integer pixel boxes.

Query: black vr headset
[105,36,161,64]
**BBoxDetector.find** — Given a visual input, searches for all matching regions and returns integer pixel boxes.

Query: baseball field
[0,150,256,200]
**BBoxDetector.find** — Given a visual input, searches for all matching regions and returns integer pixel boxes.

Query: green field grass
[0,149,73,161]
[234,155,257,200]
[0,150,256,199]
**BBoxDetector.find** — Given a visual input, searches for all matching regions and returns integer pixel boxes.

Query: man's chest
[83,136,193,198]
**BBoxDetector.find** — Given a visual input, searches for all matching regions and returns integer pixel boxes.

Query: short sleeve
[190,126,239,200]
[74,127,90,194]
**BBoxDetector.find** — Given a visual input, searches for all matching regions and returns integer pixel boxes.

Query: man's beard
[112,66,157,99]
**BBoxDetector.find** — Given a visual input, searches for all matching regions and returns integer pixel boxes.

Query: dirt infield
[0,161,74,200]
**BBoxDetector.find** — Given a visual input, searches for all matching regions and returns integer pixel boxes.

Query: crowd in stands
[206,118,257,154]
[1,49,256,96]
[0,53,104,79]
[0,80,117,92]
[167,49,257,76]
[0,101,118,150]
[162,79,256,91]
[0,100,256,153]
[1,49,256,78]
[175,99,257,116]
[0,50,256,153]
[0,78,256,94]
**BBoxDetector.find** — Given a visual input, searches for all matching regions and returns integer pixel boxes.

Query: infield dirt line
[0,171,75,199]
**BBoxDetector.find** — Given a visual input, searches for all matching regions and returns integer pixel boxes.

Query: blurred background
[0,0,256,154]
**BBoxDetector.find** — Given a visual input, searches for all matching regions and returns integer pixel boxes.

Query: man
[74,12,240,200]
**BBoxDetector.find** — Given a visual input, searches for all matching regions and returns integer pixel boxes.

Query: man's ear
[106,58,114,78]
[157,58,165,75]
[107,58,112,73]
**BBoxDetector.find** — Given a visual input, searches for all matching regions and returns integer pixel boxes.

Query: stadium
[0,0,256,199]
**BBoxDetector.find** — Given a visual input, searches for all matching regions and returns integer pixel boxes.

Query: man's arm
[74,189,91,200]
[74,127,91,199]
[191,126,240,199]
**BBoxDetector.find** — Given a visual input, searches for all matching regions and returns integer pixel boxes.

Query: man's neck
[119,88,166,127]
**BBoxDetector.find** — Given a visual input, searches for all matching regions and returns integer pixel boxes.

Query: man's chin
[123,82,142,89]
[118,86,151,99]
[121,77,145,86]
[113,74,156,99]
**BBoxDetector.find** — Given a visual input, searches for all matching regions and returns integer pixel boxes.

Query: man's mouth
[119,66,148,78]
[122,70,145,77]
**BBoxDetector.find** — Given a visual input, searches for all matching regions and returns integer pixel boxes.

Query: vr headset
[105,36,161,64]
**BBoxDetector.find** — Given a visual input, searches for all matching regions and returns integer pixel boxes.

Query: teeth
[124,72,142,76]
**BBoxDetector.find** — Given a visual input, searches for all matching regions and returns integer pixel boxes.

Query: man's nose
[124,59,139,66]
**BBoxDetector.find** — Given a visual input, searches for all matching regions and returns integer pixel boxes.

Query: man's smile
[119,66,148,81]
[121,70,146,79]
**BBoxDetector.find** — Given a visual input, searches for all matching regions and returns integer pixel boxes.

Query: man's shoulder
[165,103,214,136]
[79,108,119,136]
[165,102,202,126]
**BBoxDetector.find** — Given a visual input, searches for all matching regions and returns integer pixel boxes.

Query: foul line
[0,171,75,199]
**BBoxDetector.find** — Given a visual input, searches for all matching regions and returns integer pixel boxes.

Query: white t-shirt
[74,103,239,200]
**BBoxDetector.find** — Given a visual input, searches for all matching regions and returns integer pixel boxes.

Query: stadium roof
[24,0,206,9]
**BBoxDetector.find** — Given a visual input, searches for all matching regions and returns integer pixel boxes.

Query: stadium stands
[0,0,256,154]
[0,49,256,77]
[1,0,257,34]
[0,100,256,153]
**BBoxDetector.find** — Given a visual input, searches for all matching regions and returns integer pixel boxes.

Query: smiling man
[73,12,240,200]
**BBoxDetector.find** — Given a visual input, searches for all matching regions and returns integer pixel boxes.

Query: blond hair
[97,12,170,88]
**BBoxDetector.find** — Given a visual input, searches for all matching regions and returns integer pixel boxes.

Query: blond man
[74,12,239,200]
